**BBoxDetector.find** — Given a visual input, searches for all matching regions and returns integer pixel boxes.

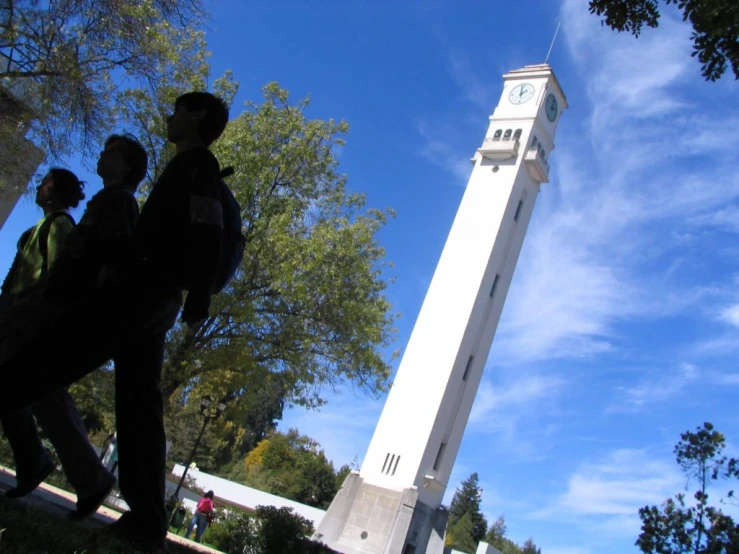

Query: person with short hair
[184,490,215,543]
[0,91,229,552]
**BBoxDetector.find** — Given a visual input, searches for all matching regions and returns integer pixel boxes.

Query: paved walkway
[0,465,222,553]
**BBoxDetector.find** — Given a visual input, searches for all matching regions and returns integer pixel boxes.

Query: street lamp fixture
[167,396,228,523]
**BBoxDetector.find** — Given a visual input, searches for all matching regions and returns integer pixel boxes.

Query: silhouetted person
[0,92,228,552]
[1,135,148,519]
[0,167,118,519]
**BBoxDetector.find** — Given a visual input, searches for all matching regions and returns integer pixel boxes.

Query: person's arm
[182,155,223,326]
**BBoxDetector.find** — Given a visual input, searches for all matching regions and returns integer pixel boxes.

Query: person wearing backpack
[184,490,215,543]
[0,91,233,552]
[0,167,117,517]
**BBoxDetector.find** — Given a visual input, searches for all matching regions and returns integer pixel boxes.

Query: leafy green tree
[0,0,208,192]
[636,422,739,553]
[234,430,342,509]
[67,365,116,437]
[588,0,739,81]
[447,473,488,548]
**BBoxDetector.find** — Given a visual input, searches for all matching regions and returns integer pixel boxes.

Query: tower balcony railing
[478,137,519,161]
[524,147,550,183]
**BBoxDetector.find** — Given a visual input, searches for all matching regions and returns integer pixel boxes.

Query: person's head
[36,168,85,211]
[167,92,229,147]
[97,133,148,191]
[204,490,214,500]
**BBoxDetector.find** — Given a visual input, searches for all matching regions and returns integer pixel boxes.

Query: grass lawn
[0,495,210,554]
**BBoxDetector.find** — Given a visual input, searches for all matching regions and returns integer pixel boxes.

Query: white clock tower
[316,64,567,554]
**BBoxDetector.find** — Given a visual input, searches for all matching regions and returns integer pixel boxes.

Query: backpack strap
[38,212,75,275]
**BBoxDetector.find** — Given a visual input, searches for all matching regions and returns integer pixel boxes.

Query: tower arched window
[513,129,522,140]
[530,136,538,148]
[503,129,512,141]
[492,129,502,141]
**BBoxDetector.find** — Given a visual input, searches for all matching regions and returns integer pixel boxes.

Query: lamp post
[167,396,227,521]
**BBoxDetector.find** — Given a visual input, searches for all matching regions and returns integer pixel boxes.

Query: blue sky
[2,1,739,552]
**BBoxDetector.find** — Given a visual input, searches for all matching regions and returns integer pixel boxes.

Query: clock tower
[315,64,567,554]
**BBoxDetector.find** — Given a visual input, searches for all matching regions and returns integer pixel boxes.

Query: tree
[446,513,480,554]
[0,0,208,193]
[636,422,739,553]
[588,0,739,81]
[232,430,342,509]
[521,538,542,554]
[67,365,116,439]
[447,473,488,550]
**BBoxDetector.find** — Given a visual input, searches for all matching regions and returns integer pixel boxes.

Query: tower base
[315,473,448,554]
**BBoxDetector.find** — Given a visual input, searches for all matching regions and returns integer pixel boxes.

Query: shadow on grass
[0,495,207,554]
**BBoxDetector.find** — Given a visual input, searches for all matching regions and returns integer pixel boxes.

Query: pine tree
[522,538,542,554]
[448,473,488,543]
[446,513,480,554]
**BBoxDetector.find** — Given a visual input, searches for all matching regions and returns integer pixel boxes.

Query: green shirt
[10,211,75,294]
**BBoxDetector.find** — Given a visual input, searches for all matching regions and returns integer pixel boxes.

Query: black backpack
[212,167,246,294]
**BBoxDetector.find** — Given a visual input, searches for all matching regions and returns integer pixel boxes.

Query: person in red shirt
[185,490,215,543]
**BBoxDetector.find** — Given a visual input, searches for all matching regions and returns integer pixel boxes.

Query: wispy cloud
[535,448,682,537]
[414,119,473,186]
[489,0,739,364]
[608,362,699,413]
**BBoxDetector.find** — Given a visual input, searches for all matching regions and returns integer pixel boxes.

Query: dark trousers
[0,388,111,498]
[0,270,181,542]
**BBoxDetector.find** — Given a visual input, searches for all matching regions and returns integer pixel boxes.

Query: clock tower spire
[315,64,567,554]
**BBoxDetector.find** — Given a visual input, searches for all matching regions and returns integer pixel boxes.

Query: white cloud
[415,119,475,186]
[536,448,682,537]
[719,303,739,327]
[470,373,563,426]
[609,362,699,412]
[487,0,739,364]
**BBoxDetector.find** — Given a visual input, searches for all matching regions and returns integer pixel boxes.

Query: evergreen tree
[448,473,488,544]
[446,513,479,554]
[521,538,542,554]
[484,515,524,554]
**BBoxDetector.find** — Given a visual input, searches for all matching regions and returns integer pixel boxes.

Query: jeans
[0,388,112,498]
[185,512,209,542]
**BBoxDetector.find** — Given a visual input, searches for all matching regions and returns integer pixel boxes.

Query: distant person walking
[185,490,215,543]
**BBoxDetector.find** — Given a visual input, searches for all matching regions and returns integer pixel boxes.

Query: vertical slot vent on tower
[381,453,390,474]
[489,274,500,298]
[384,454,396,474]
[392,456,401,476]
[433,443,447,471]
[462,356,474,381]
[514,199,524,221]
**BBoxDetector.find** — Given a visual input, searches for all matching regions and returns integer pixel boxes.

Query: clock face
[509,83,535,105]
[545,94,558,121]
